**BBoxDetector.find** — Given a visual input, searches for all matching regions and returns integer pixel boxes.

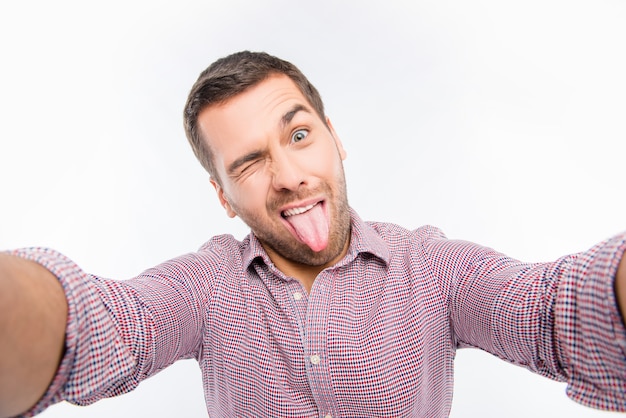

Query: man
[1,51,626,417]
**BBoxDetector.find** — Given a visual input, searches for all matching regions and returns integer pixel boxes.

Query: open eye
[291,129,309,143]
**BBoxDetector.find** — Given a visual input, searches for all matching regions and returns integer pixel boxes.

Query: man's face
[197,74,351,269]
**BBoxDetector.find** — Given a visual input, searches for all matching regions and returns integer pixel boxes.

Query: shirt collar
[241,208,390,270]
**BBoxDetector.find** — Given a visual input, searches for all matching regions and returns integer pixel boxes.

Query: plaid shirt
[14,210,626,417]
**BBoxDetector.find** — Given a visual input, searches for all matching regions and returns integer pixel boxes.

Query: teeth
[283,203,317,217]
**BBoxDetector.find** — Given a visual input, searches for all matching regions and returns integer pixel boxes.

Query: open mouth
[281,202,319,218]
[280,201,329,252]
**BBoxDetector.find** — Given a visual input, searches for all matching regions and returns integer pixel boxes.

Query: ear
[326,117,347,160]
[210,178,237,218]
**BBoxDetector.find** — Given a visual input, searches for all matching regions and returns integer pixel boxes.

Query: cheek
[299,143,339,174]
[230,177,271,210]
[314,149,343,177]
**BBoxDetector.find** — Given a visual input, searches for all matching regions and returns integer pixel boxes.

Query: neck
[263,239,350,294]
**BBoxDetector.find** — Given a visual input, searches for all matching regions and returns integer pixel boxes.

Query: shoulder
[198,233,248,257]
[140,234,250,284]
[365,220,447,246]
[186,233,251,274]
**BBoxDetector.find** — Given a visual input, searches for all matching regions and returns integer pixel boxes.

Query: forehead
[197,74,314,160]
[200,74,308,126]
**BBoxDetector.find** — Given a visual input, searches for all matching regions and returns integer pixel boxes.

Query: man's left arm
[422,227,626,411]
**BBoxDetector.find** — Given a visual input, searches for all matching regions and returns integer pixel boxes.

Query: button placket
[303,272,339,418]
[284,279,308,343]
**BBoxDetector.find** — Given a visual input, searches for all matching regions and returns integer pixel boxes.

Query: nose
[270,151,305,191]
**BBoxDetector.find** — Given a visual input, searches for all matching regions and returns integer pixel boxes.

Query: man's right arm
[0,253,67,418]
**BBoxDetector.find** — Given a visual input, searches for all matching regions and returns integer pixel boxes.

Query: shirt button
[324,415,332,418]
[293,292,303,301]
[310,354,321,365]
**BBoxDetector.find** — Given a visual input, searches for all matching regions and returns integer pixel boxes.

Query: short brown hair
[183,51,326,182]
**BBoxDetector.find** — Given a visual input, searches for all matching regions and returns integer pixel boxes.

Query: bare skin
[0,218,626,417]
[1,245,625,417]
[200,75,351,293]
[0,253,67,418]
[0,74,625,416]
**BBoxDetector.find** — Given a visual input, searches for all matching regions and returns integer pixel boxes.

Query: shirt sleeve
[420,227,626,412]
[8,246,213,417]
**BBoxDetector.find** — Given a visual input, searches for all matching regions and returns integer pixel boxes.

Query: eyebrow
[226,104,312,176]
[281,104,310,129]
[227,150,265,176]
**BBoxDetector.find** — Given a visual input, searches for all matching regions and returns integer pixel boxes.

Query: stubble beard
[236,173,351,267]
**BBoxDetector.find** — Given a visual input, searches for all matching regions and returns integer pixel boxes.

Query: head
[184,51,327,185]
[184,51,351,272]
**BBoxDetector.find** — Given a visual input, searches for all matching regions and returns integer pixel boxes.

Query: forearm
[0,254,67,418]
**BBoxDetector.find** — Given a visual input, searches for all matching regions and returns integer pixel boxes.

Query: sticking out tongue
[284,203,329,252]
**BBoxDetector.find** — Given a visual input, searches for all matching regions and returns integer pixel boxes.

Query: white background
[1,0,625,417]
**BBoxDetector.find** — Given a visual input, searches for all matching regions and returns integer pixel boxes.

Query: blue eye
[291,129,308,143]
